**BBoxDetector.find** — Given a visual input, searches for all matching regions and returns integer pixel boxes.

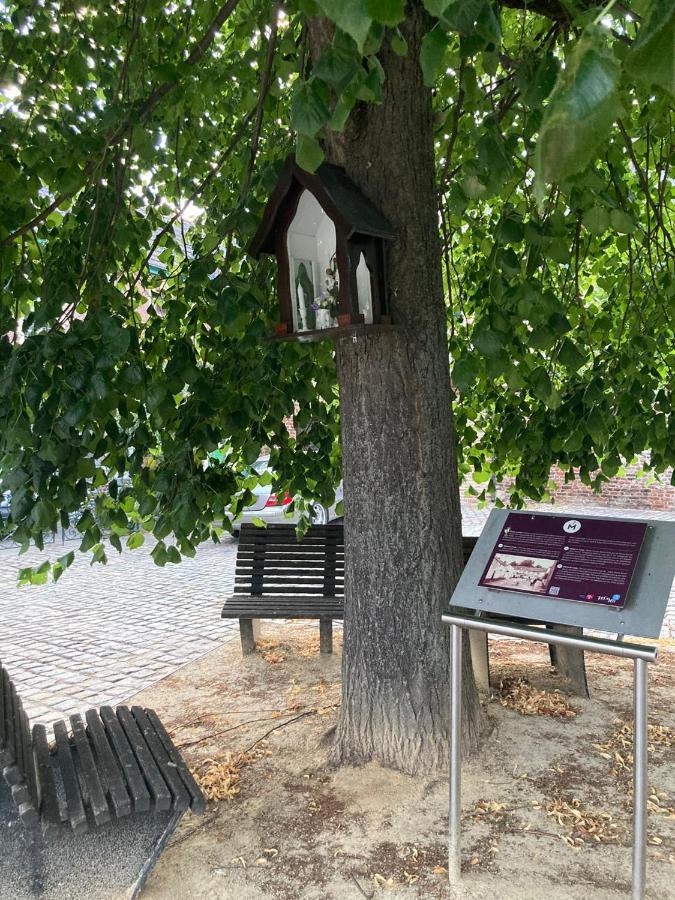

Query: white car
[229,456,342,534]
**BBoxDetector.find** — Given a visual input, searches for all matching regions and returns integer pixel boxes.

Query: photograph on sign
[478,512,648,608]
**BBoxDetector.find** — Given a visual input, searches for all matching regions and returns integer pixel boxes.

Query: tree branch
[240,18,279,202]
[1,0,240,249]
[127,108,254,297]
[617,118,675,257]
[497,0,602,20]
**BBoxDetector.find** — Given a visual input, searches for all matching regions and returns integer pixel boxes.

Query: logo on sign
[563,519,581,534]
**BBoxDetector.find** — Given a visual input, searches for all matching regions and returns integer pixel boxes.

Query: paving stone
[0,537,239,724]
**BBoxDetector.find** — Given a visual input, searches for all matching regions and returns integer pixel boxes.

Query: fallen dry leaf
[544,796,622,848]
[499,676,576,719]
[469,798,513,826]
[192,751,256,802]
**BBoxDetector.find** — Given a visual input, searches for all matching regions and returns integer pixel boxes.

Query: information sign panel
[478,512,647,608]
[450,509,675,638]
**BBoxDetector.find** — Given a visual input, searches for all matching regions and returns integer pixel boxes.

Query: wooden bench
[223,523,344,654]
[0,662,205,899]
[222,524,587,695]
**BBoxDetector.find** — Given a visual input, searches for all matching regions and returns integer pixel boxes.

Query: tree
[305,9,484,770]
[0,1,672,773]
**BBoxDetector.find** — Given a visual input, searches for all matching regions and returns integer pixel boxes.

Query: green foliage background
[0,0,672,579]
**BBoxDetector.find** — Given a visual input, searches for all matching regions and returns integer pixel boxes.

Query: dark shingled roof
[249,155,395,257]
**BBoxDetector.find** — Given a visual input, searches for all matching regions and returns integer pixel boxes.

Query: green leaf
[30,500,53,529]
[329,96,355,132]
[582,206,609,235]
[531,367,552,403]
[166,545,181,564]
[291,79,330,137]
[365,0,406,26]
[548,312,572,335]
[76,509,95,533]
[79,529,98,553]
[391,29,408,56]
[534,27,620,193]
[610,209,635,234]
[58,551,75,570]
[529,326,556,350]
[313,46,360,91]
[127,530,145,550]
[500,217,524,244]
[315,2,373,53]
[473,329,504,357]
[452,356,480,392]
[420,26,448,87]
[626,1,675,96]
[151,541,168,567]
[557,339,586,369]
[423,0,452,15]
[296,135,325,173]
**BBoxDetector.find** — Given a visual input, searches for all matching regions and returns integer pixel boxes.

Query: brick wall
[463,457,675,512]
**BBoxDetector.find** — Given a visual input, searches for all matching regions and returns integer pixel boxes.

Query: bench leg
[549,626,589,697]
[469,629,490,693]
[319,618,333,654]
[240,618,261,655]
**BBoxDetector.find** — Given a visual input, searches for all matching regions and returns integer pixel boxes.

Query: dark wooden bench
[223,523,344,654]
[222,524,587,694]
[0,662,205,899]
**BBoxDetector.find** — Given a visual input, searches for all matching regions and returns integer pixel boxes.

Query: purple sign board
[478,512,648,608]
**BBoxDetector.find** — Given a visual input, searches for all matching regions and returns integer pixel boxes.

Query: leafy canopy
[0,0,672,580]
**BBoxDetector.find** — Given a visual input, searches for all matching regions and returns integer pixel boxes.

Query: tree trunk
[309,4,485,775]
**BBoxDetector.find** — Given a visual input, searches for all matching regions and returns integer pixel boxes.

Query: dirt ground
[134,624,675,900]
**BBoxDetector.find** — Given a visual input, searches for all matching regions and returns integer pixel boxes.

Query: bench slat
[144,709,206,814]
[53,719,88,835]
[238,549,344,558]
[116,706,172,811]
[70,714,111,826]
[84,709,132,818]
[4,678,18,770]
[99,706,151,814]
[224,603,343,618]
[238,530,342,541]
[1,670,15,768]
[32,723,63,836]
[236,563,344,575]
[131,707,190,812]
[235,575,345,585]
[21,707,40,813]
[0,665,5,755]
[234,585,345,596]
[226,594,343,604]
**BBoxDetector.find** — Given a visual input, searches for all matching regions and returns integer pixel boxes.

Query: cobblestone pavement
[0,537,240,726]
[0,503,672,727]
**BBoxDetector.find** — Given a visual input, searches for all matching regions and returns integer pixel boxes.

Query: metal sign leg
[633,658,648,900]
[449,623,462,885]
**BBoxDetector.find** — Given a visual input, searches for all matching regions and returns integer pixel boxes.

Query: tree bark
[309,4,485,775]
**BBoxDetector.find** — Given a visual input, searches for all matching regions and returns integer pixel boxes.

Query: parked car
[228,456,342,535]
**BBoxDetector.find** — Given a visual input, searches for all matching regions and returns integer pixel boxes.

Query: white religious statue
[297,281,309,331]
